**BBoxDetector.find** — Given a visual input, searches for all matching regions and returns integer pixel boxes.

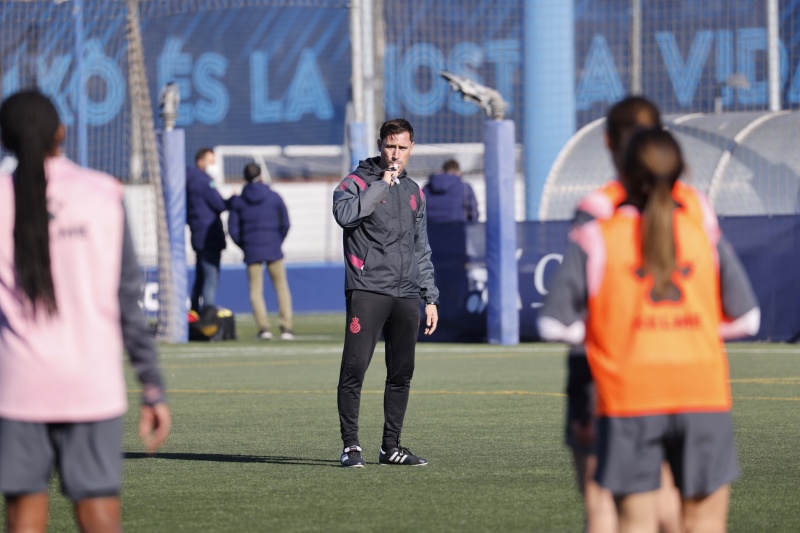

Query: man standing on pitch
[186,148,228,312]
[332,118,439,468]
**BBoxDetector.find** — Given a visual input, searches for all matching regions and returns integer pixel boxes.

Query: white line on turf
[159,344,798,361]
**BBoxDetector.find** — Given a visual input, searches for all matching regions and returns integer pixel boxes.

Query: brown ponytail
[621,128,685,300]
[641,178,676,299]
[0,90,61,315]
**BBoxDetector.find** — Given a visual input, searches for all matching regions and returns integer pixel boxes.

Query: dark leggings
[337,290,420,448]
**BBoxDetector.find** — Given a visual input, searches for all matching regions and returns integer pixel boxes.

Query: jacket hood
[241,182,271,204]
[426,173,463,194]
[356,156,408,180]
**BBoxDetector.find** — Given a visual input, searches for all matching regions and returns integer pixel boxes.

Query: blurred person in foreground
[539,127,759,532]
[0,89,170,532]
[186,147,228,312]
[422,159,479,222]
[228,162,294,340]
[332,118,439,468]
[565,96,690,532]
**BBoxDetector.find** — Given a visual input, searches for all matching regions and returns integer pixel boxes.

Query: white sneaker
[258,331,273,340]
[280,331,295,341]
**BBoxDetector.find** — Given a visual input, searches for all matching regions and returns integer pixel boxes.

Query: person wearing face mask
[332,118,440,468]
[186,147,229,312]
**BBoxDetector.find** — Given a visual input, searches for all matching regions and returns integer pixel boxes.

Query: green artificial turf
[26,315,800,531]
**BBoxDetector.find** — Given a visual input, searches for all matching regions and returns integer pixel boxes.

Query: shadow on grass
[124,452,340,467]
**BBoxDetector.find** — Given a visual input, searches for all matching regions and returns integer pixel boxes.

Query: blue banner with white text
[426,216,800,343]
[141,5,350,156]
[4,1,800,159]
[574,0,800,121]
[0,2,351,174]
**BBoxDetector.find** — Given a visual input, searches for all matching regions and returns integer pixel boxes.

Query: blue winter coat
[186,166,228,252]
[228,181,290,264]
[422,173,479,223]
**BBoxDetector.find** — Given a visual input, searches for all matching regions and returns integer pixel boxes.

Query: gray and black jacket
[332,156,439,305]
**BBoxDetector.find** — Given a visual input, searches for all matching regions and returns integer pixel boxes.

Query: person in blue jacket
[422,159,479,223]
[228,163,294,340]
[186,148,228,312]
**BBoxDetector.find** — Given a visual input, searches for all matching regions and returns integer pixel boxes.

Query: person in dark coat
[422,159,479,222]
[186,148,228,311]
[228,163,293,340]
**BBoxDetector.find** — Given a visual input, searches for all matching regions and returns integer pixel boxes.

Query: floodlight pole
[441,73,519,344]
[156,84,188,343]
[629,0,642,95]
[524,1,575,220]
[767,0,781,111]
[348,0,369,170]
[484,118,519,345]
[361,0,377,145]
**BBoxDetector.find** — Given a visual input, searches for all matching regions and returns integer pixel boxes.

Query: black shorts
[595,412,739,498]
[0,417,124,501]
[564,349,595,454]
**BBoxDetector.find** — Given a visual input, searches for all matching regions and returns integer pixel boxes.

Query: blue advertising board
[0,2,351,172]
[426,216,800,343]
[575,0,800,120]
[141,216,800,344]
[4,1,800,152]
[141,5,351,154]
[382,0,524,143]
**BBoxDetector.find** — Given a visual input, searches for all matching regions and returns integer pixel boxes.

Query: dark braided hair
[0,90,61,315]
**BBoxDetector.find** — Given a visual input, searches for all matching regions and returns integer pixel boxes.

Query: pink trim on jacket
[340,174,366,191]
[348,254,365,270]
[569,220,607,298]
[577,190,616,220]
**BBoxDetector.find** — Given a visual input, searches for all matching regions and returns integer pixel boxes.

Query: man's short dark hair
[195,147,214,164]
[379,118,414,143]
[442,159,460,173]
[243,162,261,182]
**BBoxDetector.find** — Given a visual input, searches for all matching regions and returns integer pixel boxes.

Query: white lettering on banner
[249,49,333,123]
[576,34,625,111]
[1,39,123,126]
[385,39,520,117]
[157,37,229,125]
[72,40,126,126]
[466,248,533,314]
[35,54,74,124]
[5,26,800,130]
[465,266,488,314]
[577,27,795,110]
[143,282,159,313]
[466,250,562,313]
[533,253,563,299]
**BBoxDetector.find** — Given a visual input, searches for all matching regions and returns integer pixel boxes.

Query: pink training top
[0,156,128,422]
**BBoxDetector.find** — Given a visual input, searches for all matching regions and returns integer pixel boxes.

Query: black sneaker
[340,445,365,468]
[378,446,428,466]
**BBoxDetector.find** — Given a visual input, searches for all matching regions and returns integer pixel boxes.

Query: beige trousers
[247,259,293,333]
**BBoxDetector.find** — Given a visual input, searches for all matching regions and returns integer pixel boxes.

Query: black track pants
[337,290,420,448]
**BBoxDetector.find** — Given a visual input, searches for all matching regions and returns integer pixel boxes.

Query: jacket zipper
[396,181,404,296]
